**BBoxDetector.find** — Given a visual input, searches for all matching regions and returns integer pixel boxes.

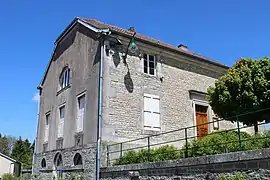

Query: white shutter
[144,111,152,127]
[152,113,160,128]
[143,94,160,130]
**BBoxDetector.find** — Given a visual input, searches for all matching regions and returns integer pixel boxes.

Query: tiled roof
[80,18,228,68]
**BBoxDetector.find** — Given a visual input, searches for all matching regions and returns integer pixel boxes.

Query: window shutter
[143,94,160,130]
[58,119,64,137]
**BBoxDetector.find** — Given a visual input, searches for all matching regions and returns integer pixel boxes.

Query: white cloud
[32,92,40,103]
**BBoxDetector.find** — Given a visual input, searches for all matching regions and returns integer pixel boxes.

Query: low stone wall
[101,148,270,180]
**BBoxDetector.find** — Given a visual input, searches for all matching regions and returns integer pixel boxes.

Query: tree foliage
[11,137,34,169]
[207,57,270,130]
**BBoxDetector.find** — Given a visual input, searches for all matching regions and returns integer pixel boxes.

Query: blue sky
[0,0,270,142]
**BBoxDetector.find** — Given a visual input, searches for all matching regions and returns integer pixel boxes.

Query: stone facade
[33,143,96,180]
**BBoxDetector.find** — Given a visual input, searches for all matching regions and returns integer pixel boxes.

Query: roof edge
[38,18,110,88]
[0,153,18,163]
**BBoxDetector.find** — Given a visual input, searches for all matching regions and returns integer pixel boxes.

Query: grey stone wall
[101,37,233,146]
[101,170,270,180]
[100,148,270,180]
[33,143,96,180]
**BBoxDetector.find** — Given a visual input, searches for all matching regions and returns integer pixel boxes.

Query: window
[76,95,86,132]
[143,54,156,75]
[60,67,70,89]
[58,106,65,138]
[41,158,46,168]
[73,153,83,166]
[44,113,50,142]
[143,94,160,131]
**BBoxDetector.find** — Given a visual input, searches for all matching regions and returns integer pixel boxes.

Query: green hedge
[113,130,270,165]
[1,174,19,180]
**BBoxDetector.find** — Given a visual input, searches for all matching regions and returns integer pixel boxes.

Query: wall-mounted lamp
[123,32,138,64]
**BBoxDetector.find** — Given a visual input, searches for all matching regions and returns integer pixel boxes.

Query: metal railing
[106,108,270,166]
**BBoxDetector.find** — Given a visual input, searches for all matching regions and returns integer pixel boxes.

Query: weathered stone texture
[101,148,270,180]
[33,143,96,180]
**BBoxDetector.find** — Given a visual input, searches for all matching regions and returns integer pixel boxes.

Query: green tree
[0,134,9,155]
[11,137,33,169]
[207,57,270,133]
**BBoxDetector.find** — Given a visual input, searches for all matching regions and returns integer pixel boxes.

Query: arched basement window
[41,158,46,168]
[73,153,83,165]
[54,152,63,167]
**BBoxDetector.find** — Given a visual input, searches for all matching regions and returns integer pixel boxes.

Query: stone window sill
[143,128,161,135]
[57,84,71,96]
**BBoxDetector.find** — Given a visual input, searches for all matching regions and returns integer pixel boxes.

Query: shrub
[1,174,19,180]
[113,145,179,165]
[113,130,270,165]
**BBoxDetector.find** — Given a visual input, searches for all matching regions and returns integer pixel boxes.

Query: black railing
[106,108,270,166]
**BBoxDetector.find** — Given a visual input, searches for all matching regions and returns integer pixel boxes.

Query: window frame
[58,105,65,138]
[143,93,161,131]
[60,67,70,89]
[44,113,50,143]
[76,93,86,133]
[143,54,156,76]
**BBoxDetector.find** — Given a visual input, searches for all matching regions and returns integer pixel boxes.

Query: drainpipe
[96,38,105,180]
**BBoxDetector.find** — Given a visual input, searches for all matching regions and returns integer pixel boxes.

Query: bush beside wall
[114,130,270,165]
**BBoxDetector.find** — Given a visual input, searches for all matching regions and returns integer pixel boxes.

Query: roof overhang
[0,153,18,163]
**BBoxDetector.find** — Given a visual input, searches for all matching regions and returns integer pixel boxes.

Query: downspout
[96,35,106,180]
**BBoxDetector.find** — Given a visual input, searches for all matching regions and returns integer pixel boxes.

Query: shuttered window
[44,113,50,142]
[143,94,160,131]
[58,106,65,138]
[76,95,85,132]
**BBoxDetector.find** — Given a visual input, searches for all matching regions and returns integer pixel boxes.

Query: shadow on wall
[124,71,133,93]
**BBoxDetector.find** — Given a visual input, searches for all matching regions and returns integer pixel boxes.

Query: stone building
[33,17,234,179]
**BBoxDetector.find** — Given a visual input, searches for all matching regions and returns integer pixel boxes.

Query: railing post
[120,143,123,158]
[185,128,188,158]
[106,145,109,166]
[147,136,150,162]
[237,117,242,151]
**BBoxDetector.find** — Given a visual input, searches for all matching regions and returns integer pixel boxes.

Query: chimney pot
[178,44,188,51]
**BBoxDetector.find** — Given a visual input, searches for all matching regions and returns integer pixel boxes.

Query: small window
[77,95,86,132]
[60,67,70,89]
[59,106,65,119]
[143,54,156,75]
[44,113,50,142]
[143,94,160,131]
[45,114,50,126]
[41,158,46,168]
[58,106,65,138]
[73,153,83,165]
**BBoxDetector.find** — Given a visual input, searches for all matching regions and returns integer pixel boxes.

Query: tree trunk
[254,121,259,134]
